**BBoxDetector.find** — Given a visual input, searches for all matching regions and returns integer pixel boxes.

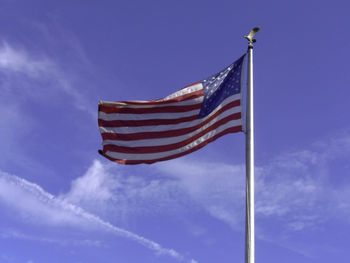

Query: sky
[0,0,349,262]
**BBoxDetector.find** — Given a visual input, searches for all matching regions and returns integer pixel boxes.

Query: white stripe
[100,104,241,134]
[102,113,242,147]
[104,119,241,161]
[163,83,203,100]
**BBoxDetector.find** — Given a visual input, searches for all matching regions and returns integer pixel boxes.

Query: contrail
[0,171,197,262]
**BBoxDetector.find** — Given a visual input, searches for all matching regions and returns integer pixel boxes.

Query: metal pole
[244,26,260,263]
[245,42,255,263]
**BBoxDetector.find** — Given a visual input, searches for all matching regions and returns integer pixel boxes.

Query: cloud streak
[0,170,194,262]
[0,42,52,77]
[0,41,95,117]
[0,228,102,247]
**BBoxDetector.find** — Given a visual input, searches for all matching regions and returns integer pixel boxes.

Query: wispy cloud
[0,42,52,77]
[159,131,350,232]
[62,160,191,222]
[156,160,246,228]
[153,131,350,258]
[0,40,99,177]
[0,170,195,262]
[255,131,350,230]
[62,158,246,229]
[9,129,344,261]
[66,130,350,234]
[8,130,344,261]
[0,41,95,117]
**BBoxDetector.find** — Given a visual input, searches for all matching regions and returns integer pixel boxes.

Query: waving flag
[98,54,245,164]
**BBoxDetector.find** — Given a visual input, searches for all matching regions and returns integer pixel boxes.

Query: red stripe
[99,89,203,108]
[99,126,243,164]
[101,100,241,140]
[99,114,199,127]
[99,102,202,114]
[102,114,242,154]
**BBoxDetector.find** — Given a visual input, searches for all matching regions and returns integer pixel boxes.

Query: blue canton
[198,55,245,118]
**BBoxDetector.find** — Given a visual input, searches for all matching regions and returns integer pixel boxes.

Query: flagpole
[244,26,260,263]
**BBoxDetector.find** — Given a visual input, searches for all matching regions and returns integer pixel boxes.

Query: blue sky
[0,0,349,262]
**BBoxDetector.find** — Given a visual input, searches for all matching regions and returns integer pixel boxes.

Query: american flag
[98,54,245,164]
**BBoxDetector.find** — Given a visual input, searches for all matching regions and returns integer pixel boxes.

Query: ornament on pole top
[244,26,261,48]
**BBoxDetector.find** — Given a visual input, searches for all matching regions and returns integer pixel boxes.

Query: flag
[98,54,246,164]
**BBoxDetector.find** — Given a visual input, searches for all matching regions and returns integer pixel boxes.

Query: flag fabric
[98,54,246,164]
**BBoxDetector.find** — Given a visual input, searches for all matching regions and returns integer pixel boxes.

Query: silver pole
[244,26,260,263]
